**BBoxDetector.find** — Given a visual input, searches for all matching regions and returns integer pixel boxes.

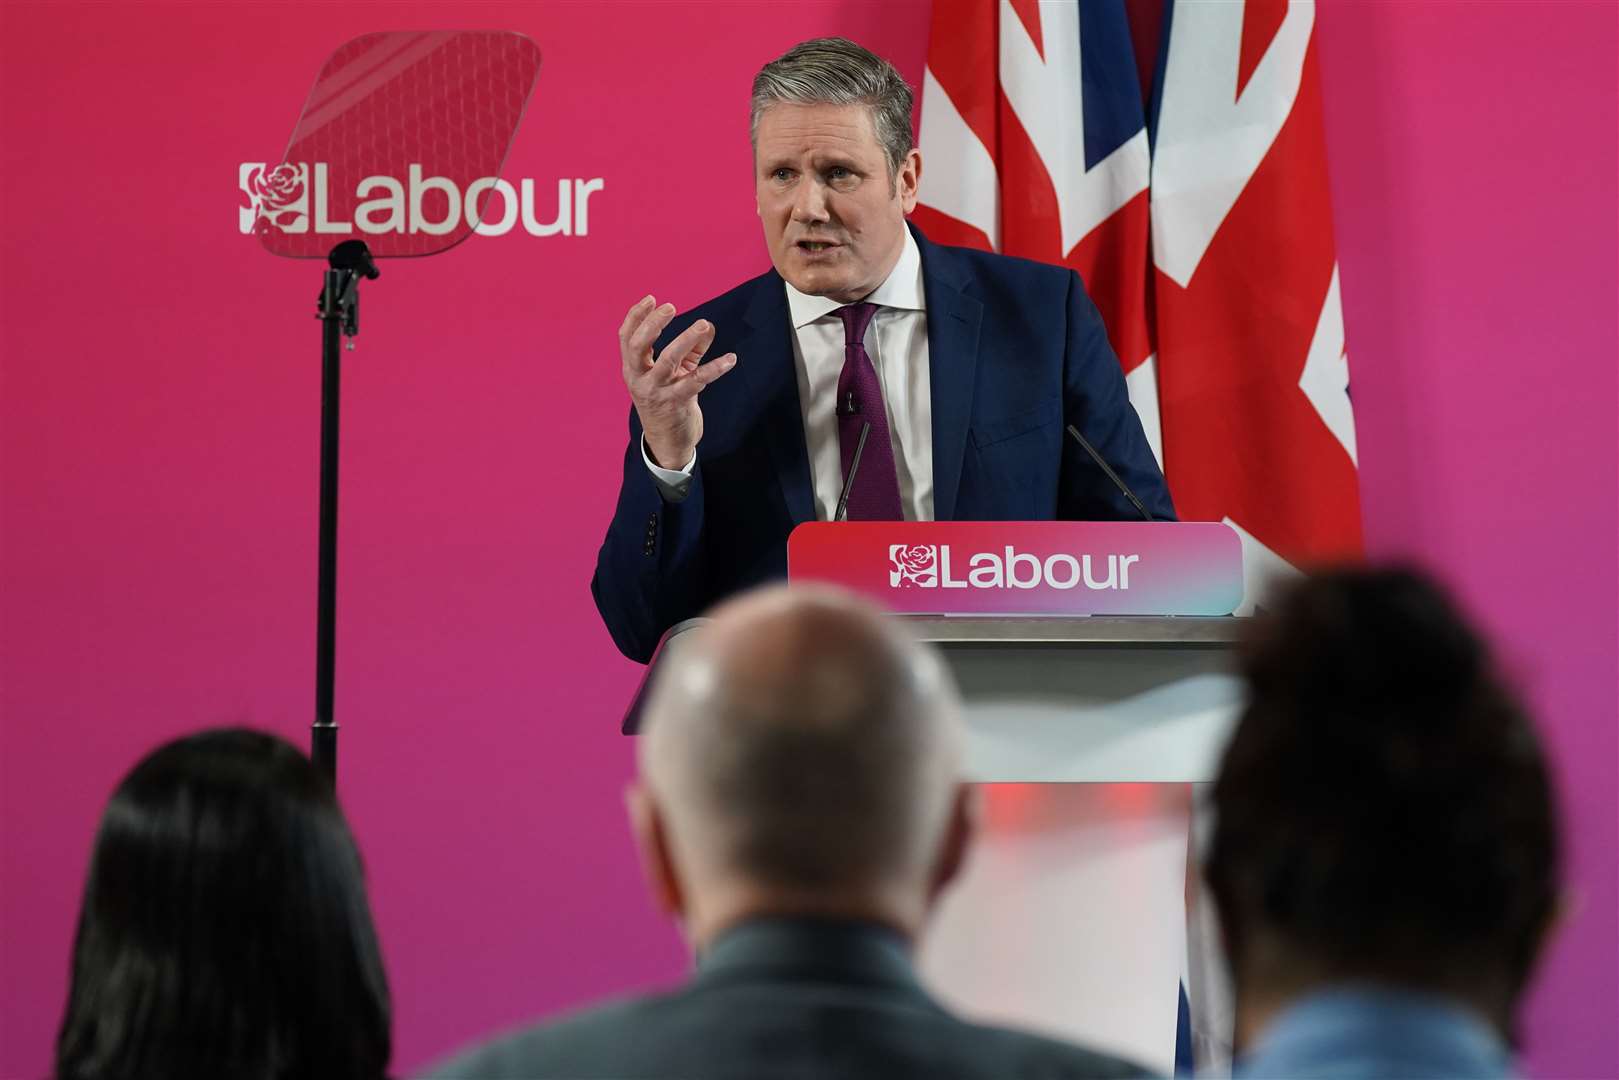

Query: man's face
[755,103,921,303]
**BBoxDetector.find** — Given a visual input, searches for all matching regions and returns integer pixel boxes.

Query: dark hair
[55,729,391,1080]
[1207,567,1559,1019]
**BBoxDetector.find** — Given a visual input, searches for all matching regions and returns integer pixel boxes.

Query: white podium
[626,614,1244,1075]
[901,615,1242,1075]
[899,615,1243,783]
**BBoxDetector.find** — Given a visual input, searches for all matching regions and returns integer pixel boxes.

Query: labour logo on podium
[797,522,1243,616]
[889,544,938,587]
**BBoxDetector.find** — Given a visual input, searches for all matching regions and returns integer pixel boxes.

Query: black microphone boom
[1066,423,1154,522]
[834,422,872,522]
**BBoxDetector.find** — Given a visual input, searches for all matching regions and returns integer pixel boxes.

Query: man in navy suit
[593,37,1173,663]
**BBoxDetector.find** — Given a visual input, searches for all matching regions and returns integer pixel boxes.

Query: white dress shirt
[643,228,934,521]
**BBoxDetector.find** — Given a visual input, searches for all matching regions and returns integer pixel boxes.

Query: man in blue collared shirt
[1204,568,1562,1079]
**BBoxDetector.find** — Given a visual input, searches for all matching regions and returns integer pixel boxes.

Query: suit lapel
[731,272,817,525]
[916,227,982,522]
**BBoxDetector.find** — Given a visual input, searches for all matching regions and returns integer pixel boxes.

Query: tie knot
[836,302,879,346]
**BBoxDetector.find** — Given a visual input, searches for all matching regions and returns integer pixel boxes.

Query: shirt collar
[1239,985,1515,1079]
[692,915,923,995]
[783,225,925,330]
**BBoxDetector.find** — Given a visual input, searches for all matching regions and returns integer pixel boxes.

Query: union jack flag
[915,0,1362,608]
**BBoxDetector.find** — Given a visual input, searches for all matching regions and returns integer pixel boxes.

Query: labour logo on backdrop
[889,544,938,588]
[237,163,605,238]
[240,163,309,234]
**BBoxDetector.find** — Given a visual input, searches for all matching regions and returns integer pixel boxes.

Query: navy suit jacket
[592,226,1175,662]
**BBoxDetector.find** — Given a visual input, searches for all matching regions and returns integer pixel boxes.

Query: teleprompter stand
[255,31,541,784]
[311,240,378,783]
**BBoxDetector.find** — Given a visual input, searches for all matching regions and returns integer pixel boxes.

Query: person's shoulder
[653,266,781,348]
[918,230,1076,290]
[946,1016,1158,1080]
[915,231,1079,327]
[690,266,781,314]
[418,992,674,1079]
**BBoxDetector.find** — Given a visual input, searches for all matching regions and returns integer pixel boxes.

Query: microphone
[834,422,872,522]
[1066,424,1154,522]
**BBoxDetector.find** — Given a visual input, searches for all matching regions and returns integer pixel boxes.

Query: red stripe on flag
[924,0,998,158]
[1007,0,1045,61]
[995,87,1064,265]
[908,205,995,254]
[1065,189,1154,374]
[1237,0,1290,102]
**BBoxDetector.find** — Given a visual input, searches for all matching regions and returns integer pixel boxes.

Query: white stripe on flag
[1298,264,1357,465]
[1125,353,1165,472]
[917,66,1001,251]
[1151,1,1315,287]
[1223,517,1303,615]
[998,1,1149,254]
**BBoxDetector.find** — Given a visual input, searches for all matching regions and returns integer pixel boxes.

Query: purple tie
[835,303,904,520]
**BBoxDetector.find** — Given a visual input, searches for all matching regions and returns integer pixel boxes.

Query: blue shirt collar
[1238,985,1516,1079]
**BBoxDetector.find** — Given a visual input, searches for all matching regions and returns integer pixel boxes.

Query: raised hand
[619,295,737,469]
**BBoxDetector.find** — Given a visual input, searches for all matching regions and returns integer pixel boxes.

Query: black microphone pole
[834,422,872,522]
[1066,423,1155,522]
[312,240,378,785]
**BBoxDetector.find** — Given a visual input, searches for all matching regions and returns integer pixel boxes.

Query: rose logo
[239,162,309,235]
[255,163,305,207]
[889,544,938,587]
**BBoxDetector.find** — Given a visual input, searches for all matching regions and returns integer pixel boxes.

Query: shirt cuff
[642,437,697,502]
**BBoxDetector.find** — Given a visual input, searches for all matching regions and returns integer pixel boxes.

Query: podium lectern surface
[622,615,1244,784]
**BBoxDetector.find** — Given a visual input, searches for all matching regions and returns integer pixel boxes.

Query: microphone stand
[834,423,872,522]
[1066,423,1154,522]
[312,240,378,785]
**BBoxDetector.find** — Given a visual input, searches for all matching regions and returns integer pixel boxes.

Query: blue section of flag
[1078,0,1146,170]
[1176,980,1195,1075]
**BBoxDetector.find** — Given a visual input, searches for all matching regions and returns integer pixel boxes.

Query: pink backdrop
[2,2,1614,1077]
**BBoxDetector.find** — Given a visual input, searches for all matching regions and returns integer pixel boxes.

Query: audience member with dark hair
[1208,567,1561,1079]
[55,728,392,1080]
[429,584,1149,1079]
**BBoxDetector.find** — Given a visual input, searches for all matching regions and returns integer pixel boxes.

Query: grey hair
[750,37,916,178]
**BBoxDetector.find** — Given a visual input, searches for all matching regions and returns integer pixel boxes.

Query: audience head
[1207,567,1560,1042]
[631,584,972,948]
[56,728,391,1080]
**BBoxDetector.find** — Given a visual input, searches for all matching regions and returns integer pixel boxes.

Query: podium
[896,614,1242,782]
[622,522,1247,1074]
[625,614,1241,779]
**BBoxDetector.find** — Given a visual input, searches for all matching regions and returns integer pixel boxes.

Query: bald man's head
[634,586,968,939]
